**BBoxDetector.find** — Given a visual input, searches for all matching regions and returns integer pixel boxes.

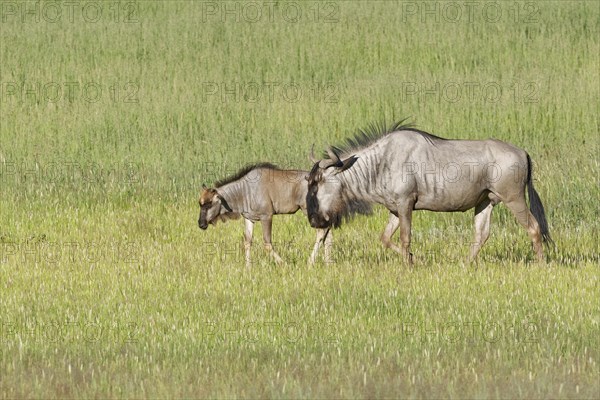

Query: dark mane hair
[333,118,446,155]
[214,162,279,187]
[333,197,373,228]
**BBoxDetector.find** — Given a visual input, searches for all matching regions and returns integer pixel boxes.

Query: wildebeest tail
[526,154,552,243]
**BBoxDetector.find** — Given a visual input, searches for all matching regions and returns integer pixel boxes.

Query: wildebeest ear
[319,159,336,168]
[202,183,207,189]
[317,147,340,169]
[326,147,342,165]
[335,156,358,174]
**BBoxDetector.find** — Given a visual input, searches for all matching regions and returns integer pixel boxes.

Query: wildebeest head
[198,186,234,230]
[306,147,358,229]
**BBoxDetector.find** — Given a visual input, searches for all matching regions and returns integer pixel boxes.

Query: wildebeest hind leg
[504,197,544,262]
[261,217,284,264]
[469,199,494,262]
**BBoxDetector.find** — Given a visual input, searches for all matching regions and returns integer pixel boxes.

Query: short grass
[0,1,598,398]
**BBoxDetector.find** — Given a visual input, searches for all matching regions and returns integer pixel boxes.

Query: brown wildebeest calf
[198,163,332,267]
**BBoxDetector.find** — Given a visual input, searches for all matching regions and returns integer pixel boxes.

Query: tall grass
[0,1,598,397]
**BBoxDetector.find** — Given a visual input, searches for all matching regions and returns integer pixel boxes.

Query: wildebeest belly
[413,183,490,212]
[272,203,302,215]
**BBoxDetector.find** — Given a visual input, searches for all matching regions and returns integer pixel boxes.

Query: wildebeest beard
[338,188,373,226]
[307,194,343,229]
[198,207,208,229]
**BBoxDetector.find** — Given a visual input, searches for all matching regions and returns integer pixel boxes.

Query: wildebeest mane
[332,118,446,156]
[214,162,279,188]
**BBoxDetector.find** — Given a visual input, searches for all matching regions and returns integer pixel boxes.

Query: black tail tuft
[526,154,553,244]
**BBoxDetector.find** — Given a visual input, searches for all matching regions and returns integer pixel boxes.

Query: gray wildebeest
[198,163,332,267]
[306,120,551,264]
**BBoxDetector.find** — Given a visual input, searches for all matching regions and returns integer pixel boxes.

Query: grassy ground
[1,1,598,398]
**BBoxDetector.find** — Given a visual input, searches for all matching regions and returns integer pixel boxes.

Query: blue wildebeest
[198,163,332,267]
[306,121,551,264]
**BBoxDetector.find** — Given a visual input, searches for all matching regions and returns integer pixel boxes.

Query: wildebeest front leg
[381,213,402,253]
[324,228,333,263]
[244,218,253,268]
[308,227,332,265]
[469,199,494,262]
[381,207,413,265]
[261,217,284,264]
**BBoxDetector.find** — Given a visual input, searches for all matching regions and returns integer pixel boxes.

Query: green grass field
[1,1,598,397]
